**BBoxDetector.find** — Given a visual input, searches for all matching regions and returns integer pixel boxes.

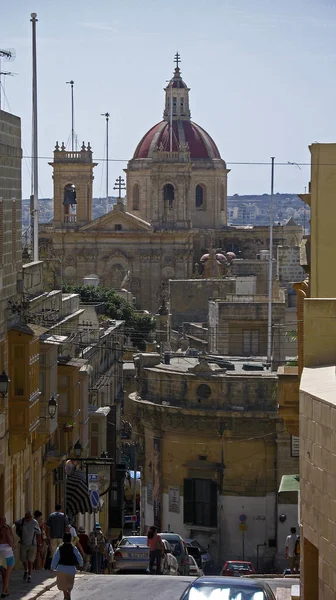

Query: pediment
[80,208,152,233]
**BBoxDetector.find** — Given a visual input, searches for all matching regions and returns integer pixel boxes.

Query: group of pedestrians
[0,504,114,599]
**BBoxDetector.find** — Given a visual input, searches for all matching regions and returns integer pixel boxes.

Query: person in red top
[0,516,15,597]
[146,526,163,575]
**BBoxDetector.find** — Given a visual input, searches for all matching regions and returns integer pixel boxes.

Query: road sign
[124,515,137,523]
[90,489,100,510]
[239,514,247,523]
[239,523,248,532]
[88,473,99,491]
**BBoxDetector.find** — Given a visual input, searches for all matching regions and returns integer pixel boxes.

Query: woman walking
[147,525,163,575]
[51,533,83,600]
[0,517,15,597]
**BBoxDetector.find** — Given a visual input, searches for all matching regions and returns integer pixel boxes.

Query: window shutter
[210,480,217,527]
[183,478,194,524]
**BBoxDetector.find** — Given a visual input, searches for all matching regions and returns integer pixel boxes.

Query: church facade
[39,58,302,313]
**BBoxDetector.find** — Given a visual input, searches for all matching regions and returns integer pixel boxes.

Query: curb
[30,580,57,600]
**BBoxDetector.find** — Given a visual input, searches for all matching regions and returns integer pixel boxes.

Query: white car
[162,539,179,575]
[187,554,204,577]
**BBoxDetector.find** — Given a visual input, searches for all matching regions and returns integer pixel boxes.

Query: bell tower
[49,141,97,225]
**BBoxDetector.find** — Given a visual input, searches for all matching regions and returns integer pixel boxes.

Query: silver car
[114,536,149,573]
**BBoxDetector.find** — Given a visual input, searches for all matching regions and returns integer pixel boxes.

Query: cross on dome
[174,52,181,69]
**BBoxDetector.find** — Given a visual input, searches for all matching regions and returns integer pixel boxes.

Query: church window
[220,182,225,211]
[114,224,122,231]
[173,97,177,115]
[132,183,140,210]
[195,184,206,209]
[197,384,212,401]
[163,184,174,209]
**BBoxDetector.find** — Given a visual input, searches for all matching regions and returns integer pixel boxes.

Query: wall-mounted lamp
[74,440,82,458]
[48,396,57,419]
[0,371,10,399]
[279,514,287,523]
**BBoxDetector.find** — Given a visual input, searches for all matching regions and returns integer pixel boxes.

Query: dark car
[180,576,276,600]
[221,560,256,577]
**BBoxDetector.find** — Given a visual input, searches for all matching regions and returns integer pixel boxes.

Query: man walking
[46,505,69,555]
[285,526,299,574]
[15,511,41,583]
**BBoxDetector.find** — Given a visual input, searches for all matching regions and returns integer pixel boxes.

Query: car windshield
[186,584,266,600]
[227,563,253,571]
[120,536,148,546]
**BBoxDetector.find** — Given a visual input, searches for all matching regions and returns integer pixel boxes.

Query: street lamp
[48,396,57,419]
[0,371,10,398]
[74,440,82,457]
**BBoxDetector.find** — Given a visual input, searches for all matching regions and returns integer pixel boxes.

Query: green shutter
[184,478,194,524]
[210,480,217,527]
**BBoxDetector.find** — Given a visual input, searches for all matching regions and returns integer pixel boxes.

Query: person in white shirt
[285,526,299,573]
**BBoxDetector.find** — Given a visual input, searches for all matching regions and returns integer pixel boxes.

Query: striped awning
[66,470,92,516]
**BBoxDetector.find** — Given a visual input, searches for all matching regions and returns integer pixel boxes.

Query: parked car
[180,576,276,600]
[185,544,203,569]
[114,536,149,573]
[161,539,179,575]
[221,560,256,577]
[159,532,190,575]
[187,554,204,577]
[184,538,213,573]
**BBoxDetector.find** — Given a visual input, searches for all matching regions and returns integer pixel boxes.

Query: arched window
[195,184,206,209]
[63,183,77,223]
[163,184,174,209]
[132,183,140,210]
[220,182,225,211]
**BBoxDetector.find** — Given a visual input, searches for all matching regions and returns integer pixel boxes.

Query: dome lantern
[163,52,191,122]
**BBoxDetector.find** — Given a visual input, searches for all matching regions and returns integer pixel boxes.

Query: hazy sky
[1,0,336,199]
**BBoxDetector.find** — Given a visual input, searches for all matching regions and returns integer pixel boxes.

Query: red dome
[133,120,221,160]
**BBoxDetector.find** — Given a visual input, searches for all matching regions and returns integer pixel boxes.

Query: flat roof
[149,357,277,377]
[300,365,336,406]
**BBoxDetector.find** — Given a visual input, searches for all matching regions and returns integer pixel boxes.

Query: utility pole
[31,13,39,263]
[101,112,110,214]
[267,157,275,365]
[132,442,137,533]
[66,80,75,151]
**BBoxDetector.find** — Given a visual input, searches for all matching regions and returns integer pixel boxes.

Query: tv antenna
[0,48,16,111]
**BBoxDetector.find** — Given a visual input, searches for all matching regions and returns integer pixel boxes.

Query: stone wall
[277,245,306,289]
[169,278,236,329]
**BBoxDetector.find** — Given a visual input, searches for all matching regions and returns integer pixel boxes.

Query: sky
[1,0,336,199]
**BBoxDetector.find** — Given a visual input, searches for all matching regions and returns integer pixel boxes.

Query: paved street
[35,574,297,600]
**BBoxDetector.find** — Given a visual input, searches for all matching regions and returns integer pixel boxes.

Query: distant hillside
[21,193,309,230]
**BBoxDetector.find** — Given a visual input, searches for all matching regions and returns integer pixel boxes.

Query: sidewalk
[4,570,57,600]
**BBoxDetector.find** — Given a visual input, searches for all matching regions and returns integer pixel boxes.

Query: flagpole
[31,12,39,262]
[267,157,275,365]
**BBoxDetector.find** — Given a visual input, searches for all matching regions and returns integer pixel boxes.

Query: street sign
[88,473,99,491]
[239,523,248,532]
[90,489,100,510]
[124,515,137,523]
[239,514,247,522]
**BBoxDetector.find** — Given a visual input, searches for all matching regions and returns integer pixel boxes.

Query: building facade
[129,353,298,570]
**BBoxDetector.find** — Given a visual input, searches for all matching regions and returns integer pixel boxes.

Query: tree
[63,284,155,350]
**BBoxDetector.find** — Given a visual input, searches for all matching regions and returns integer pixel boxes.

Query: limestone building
[40,58,302,313]
[128,352,298,570]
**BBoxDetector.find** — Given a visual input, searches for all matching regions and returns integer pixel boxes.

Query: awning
[278,474,300,493]
[66,470,93,516]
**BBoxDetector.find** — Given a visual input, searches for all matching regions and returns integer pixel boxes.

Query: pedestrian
[103,534,114,574]
[46,504,69,555]
[33,510,48,570]
[68,521,84,559]
[0,516,15,597]
[15,511,41,583]
[51,532,83,600]
[147,525,163,574]
[77,526,91,571]
[285,526,299,574]
[88,524,106,574]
